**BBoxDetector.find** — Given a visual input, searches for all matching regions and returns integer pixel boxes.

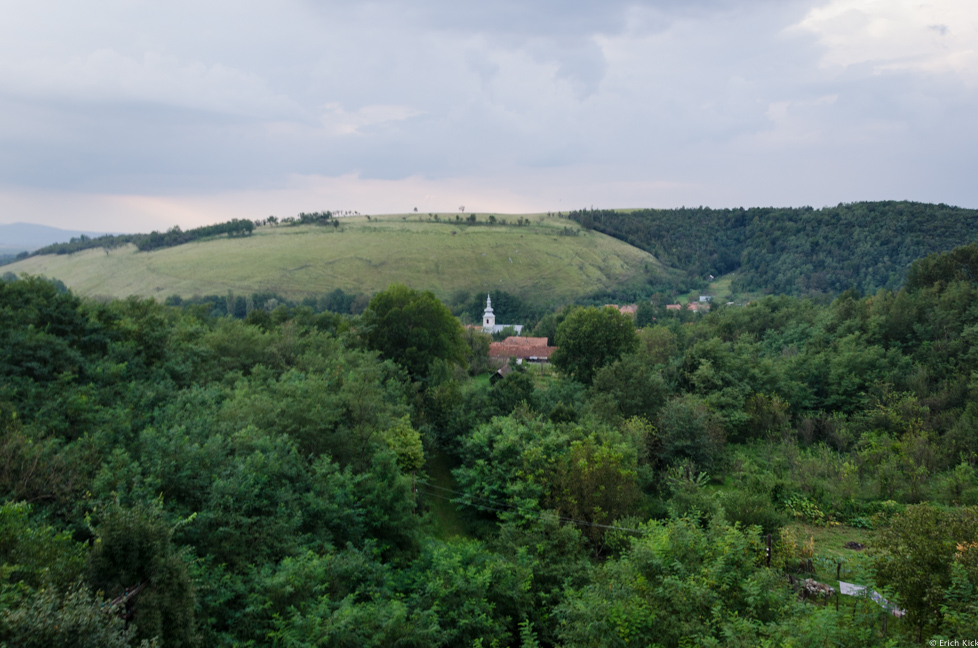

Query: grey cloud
[365,0,771,39]
[465,49,501,84]
[0,0,976,218]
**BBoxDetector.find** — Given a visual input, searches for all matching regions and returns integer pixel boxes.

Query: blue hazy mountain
[0,222,121,253]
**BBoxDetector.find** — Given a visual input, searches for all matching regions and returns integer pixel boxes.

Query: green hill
[3,213,663,304]
[571,201,978,296]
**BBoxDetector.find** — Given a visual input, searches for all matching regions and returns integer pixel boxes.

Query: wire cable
[416,479,655,535]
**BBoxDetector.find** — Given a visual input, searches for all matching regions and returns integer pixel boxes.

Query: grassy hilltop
[5,213,663,303]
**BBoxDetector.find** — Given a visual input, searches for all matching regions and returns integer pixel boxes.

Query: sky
[0,0,976,232]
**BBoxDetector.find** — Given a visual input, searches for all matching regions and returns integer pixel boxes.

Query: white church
[481,294,523,336]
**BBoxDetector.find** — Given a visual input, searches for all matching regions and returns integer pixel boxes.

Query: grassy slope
[788,522,876,585]
[6,213,664,303]
[677,271,760,305]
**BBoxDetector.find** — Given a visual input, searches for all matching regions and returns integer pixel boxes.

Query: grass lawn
[677,271,760,305]
[787,521,877,586]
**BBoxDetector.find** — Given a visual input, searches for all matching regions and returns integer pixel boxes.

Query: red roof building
[489,336,556,362]
[605,304,638,316]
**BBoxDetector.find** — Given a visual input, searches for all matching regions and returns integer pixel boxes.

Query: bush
[718,489,787,535]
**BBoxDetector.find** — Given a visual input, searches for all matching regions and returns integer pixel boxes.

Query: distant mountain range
[0,222,121,253]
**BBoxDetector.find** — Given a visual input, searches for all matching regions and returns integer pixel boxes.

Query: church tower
[482,294,495,330]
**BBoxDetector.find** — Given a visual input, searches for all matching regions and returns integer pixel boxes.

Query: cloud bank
[0,0,974,230]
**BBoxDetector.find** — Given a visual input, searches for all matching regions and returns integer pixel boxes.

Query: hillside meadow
[4,213,664,303]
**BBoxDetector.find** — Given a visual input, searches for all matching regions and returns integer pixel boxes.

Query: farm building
[489,336,556,364]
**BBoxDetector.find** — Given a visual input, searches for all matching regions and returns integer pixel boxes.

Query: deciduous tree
[552,306,637,385]
[361,284,467,382]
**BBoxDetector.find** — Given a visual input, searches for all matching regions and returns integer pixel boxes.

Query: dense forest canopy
[2,243,978,645]
[568,201,978,296]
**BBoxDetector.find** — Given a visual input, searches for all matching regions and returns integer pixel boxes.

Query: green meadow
[6,213,663,302]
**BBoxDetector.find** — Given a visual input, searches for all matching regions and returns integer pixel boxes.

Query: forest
[17,218,258,260]
[2,244,978,646]
[569,201,978,297]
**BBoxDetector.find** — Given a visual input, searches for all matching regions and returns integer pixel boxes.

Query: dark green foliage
[29,233,142,257]
[0,504,151,646]
[6,240,978,645]
[26,218,254,258]
[0,502,86,589]
[488,369,537,415]
[451,290,543,328]
[634,300,656,328]
[717,489,788,535]
[294,210,334,225]
[590,353,668,423]
[136,219,254,251]
[0,276,98,385]
[556,517,796,647]
[656,395,724,472]
[400,539,531,646]
[453,415,642,547]
[0,583,152,648]
[871,504,978,640]
[461,328,491,375]
[86,498,199,647]
[552,306,637,384]
[361,284,467,382]
[905,242,978,291]
[222,358,408,467]
[569,202,978,296]
[531,303,573,345]
[569,206,748,280]
[320,287,358,314]
[492,516,591,645]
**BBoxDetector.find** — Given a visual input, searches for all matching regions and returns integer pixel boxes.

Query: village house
[665,302,711,313]
[489,336,556,365]
[604,304,638,316]
[489,363,513,385]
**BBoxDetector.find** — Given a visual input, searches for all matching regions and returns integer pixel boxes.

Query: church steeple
[483,293,495,329]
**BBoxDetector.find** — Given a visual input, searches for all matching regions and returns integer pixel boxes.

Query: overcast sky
[0,0,975,231]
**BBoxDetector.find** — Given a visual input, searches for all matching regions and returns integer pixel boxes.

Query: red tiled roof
[489,342,556,359]
[496,336,549,346]
[605,304,638,315]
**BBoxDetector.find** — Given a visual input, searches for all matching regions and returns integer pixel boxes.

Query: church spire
[483,293,495,329]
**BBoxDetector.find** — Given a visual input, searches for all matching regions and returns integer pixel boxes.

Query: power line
[418,480,532,513]
[416,480,655,536]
